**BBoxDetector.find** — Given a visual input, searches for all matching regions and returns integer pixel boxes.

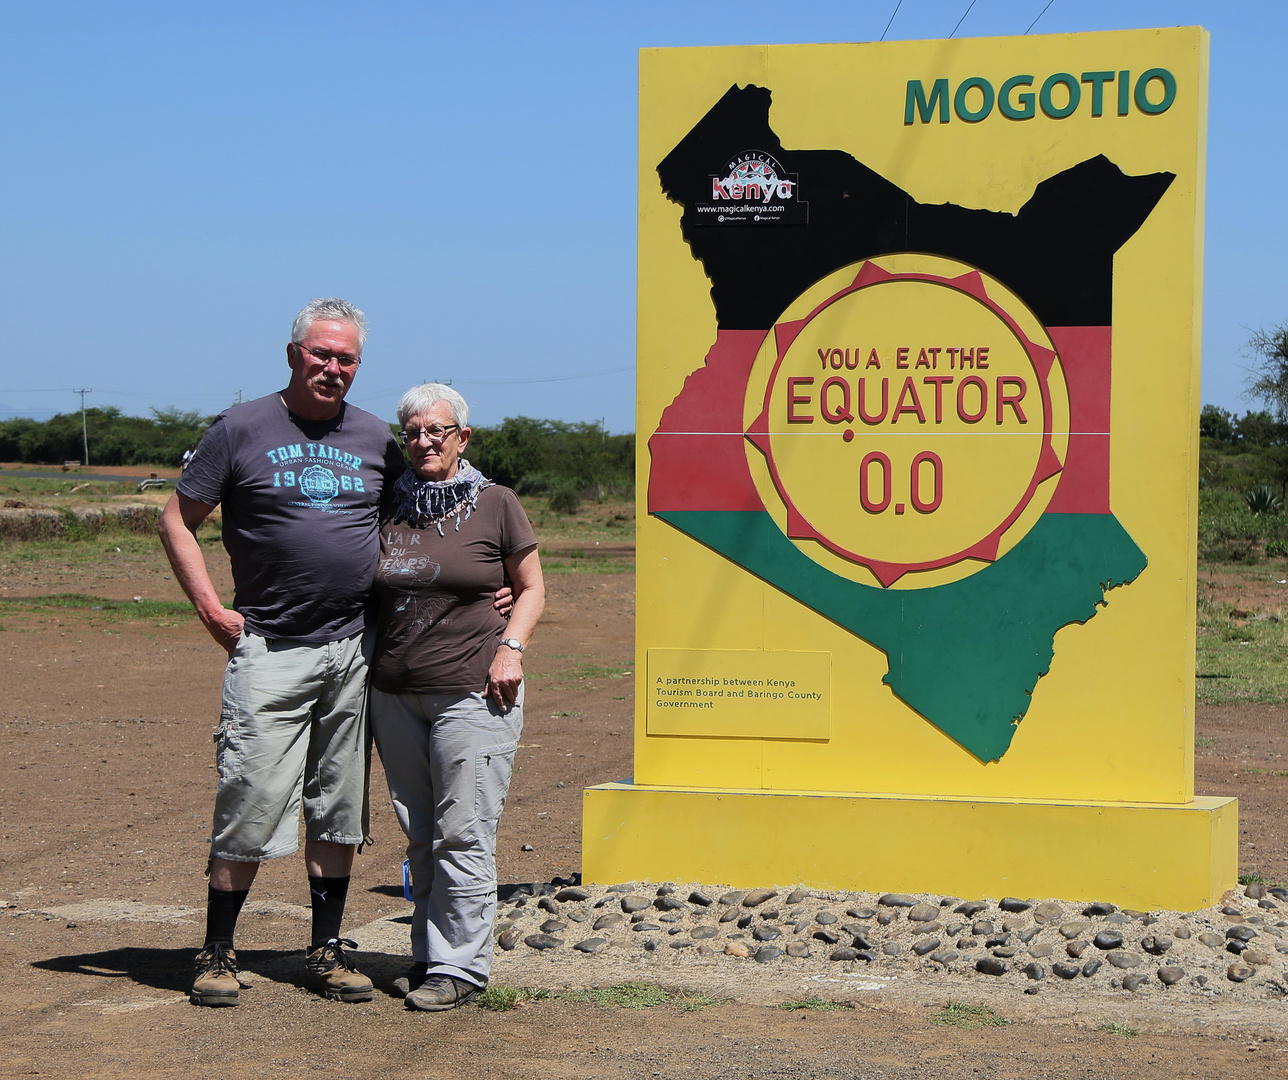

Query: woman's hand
[485,644,524,709]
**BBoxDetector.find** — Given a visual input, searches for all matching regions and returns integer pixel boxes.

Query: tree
[1245,321,1288,422]
[1199,404,1236,443]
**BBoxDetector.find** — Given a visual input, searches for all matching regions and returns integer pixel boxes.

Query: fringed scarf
[389,460,493,535]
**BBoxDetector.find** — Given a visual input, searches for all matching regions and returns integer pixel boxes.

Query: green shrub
[1199,487,1266,562]
[548,484,582,515]
[1245,484,1283,515]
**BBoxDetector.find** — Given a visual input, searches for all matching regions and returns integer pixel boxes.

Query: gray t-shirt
[178,392,405,642]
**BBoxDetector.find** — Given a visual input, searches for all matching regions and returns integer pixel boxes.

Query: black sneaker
[191,943,240,1007]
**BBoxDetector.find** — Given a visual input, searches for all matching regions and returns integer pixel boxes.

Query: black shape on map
[657,84,1175,330]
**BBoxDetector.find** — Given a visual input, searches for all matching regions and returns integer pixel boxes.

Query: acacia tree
[1246,322,1288,422]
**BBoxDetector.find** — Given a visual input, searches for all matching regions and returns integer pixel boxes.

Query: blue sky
[0,2,1280,432]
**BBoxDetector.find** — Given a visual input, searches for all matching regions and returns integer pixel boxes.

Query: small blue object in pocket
[402,858,413,902]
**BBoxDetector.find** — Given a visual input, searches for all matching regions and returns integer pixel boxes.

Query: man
[160,298,406,1007]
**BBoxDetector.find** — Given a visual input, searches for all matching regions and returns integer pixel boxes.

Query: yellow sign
[647,649,831,738]
[583,27,1235,910]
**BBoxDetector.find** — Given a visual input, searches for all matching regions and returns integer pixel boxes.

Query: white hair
[397,383,469,429]
[291,297,368,349]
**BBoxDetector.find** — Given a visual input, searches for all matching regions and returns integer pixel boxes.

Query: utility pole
[72,388,91,465]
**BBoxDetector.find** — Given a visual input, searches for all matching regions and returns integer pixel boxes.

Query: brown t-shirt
[370,483,537,694]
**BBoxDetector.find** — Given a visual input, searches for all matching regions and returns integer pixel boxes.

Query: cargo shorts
[210,628,372,862]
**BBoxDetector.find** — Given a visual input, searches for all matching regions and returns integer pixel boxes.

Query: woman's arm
[484,544,545,709]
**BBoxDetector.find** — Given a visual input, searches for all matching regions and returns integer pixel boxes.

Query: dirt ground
[2,515,1288,1078]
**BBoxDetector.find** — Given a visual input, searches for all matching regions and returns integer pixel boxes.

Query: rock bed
[491,879,1288,1000]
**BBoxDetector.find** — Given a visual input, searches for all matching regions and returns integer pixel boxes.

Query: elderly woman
[370,383,544,1012]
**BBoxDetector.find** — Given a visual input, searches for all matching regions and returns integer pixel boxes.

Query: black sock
[308,875,351,947]
[205,886,250,948]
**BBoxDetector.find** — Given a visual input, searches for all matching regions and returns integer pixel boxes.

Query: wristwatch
[499,637,525,653]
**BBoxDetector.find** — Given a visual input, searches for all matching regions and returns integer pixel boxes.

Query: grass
[1195,736,1215,748]
[561,982,671,1009]
[1195,573,1288,704]
[476,985,554,1011]
[1098,1021,1139,1038]
[779,997,841,1012]
[527,661,633,683]
[0,593,194,626]
[1243,767,1288,777]
[521,495,635,575]
[929,1002,1008,1029]
[0,475,142,503]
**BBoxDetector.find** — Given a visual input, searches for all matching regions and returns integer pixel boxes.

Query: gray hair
[291,297,368,349]
[397,383,470,429]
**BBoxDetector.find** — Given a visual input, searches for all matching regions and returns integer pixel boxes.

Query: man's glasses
[294,342,361,370]
[398,424,460,445]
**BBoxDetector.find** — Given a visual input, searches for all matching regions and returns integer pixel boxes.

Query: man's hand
[493,584,514,618]
[485,645,523,710]
[203,606,246,654]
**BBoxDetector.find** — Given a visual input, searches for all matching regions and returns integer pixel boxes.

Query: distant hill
[0,403,57,422]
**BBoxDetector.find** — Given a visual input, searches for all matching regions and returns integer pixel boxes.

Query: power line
[950,0,979,37]
[1025,0,1056,34]
[454,365,635,387]
[880,0,904,41]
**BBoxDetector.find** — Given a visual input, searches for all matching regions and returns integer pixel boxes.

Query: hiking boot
[303,938,374,1002]
[191,943,240,1007]
[405,973,482,1012]
[391,961,429,998]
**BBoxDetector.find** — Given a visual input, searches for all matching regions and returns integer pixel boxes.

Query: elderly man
[160,298,407,1007]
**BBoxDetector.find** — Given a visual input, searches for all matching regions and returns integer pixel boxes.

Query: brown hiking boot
[303,938,373,1002]
[191,943,240,1007]
[405,973,482,1012]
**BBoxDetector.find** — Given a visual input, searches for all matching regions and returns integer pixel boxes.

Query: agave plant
[1244,484,1283,515]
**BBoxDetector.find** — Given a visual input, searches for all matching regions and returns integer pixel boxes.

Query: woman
[370,383,544,1012]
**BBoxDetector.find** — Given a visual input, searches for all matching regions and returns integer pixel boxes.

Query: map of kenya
[647,85,1172,762]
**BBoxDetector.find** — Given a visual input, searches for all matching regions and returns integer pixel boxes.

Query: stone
[540,919,567,933]
[1066,941,1088,959]
[736,914,753,929]
[743,888,778,908]
[656,885,676,896]
[1173,926,1191,939]
[1107,951,1142,969]
[555,887,591,902]
[668,926,685,935]
[1022,962,1045,980]
[1245,882,1268,900]
[1082,958,1102,977]
[1243,949,1272,966]
[1259,899,1280,910]
[1122,973,1149,992]
[696,944,715,957]
[1018,927,1041,944]
[759,909,780,922]
[1227,925,1258,942]
[498,929,523,951]
[954,901,990,916]
[878,893,919,908]
[724,941,750,958]
[524,933,563,950]
[654,896,687,912]
[840,923,870,939]
[594,912,624,931]
[999,898,1033,913]
[1082,902,1118,917]
[813,929,840,945]
[930,949,958,966]
[972,920,995,937]
[976,957,1007,976]
[719,891,747,906]
[845,906,877,919]
[913,938,941,956]
[1105,912,1131,925]
[1157,965,1185,986]
[688,891,713,907]
[908,903,940,922]
[538,896,560,914]
[877,911,896,926]
[851,934,878,952]
[1093,931,1124,950]
[829,947,860,961]
[1029,943,1053,958]
[606,883,633,893]
[520,844,535,852]
[719,908,740,924]
[691,925,719,940]
[1121,908,1148,919]
[621,895,652,913]
[993,947,1018,958]
[985,935,1011,948]
[882,942,904,957]
[958,937,978,950]
[791,920,811,934]
[753,945,782,964]
[631,923,661,933]
[630,911,648,923]
[1220,906,1243,917]
[1001,917,1026,933]
[1227,939,1248,955]
[815,911,837,925]
[643,939,658,952]
[752,925,781,942]
[785,941,811,958]
[573,937,608,954]
[945,922,966,937]
[786,889,810,905]
[1053,961,1081,979]
[669,940,693,949]
[1032,901,1064,924]
[1198,931,1225,948]
[911,922,943,937]
[1141,934,1173,955]
[566,911,587,923]
[1059,921,1089,940]
[1227,962,1256,983]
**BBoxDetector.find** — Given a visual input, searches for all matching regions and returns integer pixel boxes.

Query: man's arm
[158,492,244,653]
